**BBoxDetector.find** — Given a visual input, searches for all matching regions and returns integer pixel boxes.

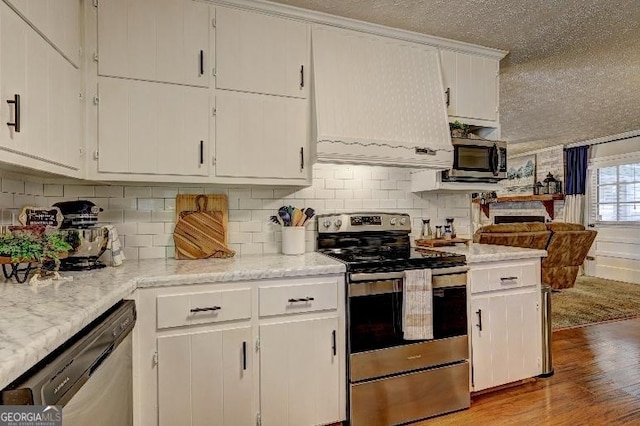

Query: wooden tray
[415,238,470,247]
[174,194,232,259]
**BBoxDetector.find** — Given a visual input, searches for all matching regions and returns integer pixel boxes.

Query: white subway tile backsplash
[14,194,35,208]
[44,184,63,197]
[116,222,138,235]
[109,198,138,210]
[0,163,474,259]
[151,211,173,222]
[125,186,152,198]
[139,247,167,259]
[100,210,124,223]
[125,210,151,222]
[152,187,179,198]
[138,222,166,235]
[137,198,165,212]
[238,198,262,210]
[24,182,44,196]
[325,199,344,209]
[152,234,174,247]
[64,185,95,198]
[95,185,124,198]
[325,179,344,189]
[2,178,25,194]
[126,234,153,247]
[0,193,14,209]
[239,221,263,233]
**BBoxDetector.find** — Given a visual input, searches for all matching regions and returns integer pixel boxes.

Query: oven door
[347,270,467,355]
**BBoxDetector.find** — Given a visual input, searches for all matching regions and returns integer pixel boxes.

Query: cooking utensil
[278,209,291,226]
[301,208,315,225]
[292,208,304,226]
[52,200,103,228]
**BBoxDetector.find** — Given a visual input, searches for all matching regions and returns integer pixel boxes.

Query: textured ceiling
[270,0,640,154]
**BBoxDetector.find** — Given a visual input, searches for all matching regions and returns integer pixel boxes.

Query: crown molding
[205,0,508,60]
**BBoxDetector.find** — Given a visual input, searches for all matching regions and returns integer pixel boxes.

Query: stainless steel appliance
[1,300,136,426]
[442,137,507,182]
[317,213,470,426]
[53,200,108,271]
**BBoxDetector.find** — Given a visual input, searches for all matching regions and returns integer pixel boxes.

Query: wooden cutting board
[174,194,233,259]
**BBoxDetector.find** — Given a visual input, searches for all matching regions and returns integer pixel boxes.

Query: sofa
[473,222,597,289]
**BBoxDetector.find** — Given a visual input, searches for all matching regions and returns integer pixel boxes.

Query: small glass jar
[445,218,456,238]
[421,219,433,240]
[435,225,443,239]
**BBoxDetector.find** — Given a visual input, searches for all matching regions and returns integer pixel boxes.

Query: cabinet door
[470,290,540,391]
[97,77,209,176]
[157,327,253,426]
[98,0,210,87]
[216,6,308,99]
[260,317,341,426]
[215,90,308,180]
[0,3,81,171]
[4,0,80,65]
[440,50,499,121]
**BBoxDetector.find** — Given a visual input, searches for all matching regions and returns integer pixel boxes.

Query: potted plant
[0,229,72,283]
[449,120,470,138]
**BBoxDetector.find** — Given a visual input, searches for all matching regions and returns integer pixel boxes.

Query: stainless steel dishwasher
[1,300,136,426]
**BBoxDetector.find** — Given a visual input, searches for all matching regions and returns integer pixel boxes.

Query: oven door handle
[349,266,469,282]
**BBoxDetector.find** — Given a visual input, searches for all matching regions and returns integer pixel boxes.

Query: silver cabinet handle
[190,306,221,313]
[500,276,519,281]
[288,297,314,303]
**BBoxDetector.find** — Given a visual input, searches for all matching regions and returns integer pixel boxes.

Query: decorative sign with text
[18,207,64,229]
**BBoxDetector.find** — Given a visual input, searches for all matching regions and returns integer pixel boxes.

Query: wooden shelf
[472,194,565,219]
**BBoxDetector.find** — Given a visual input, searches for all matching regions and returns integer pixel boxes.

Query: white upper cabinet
[4,0,81,66]
[214,90,309,180]
[440,50,499,122]
[215,6,309,98]
[97,76,209,176]
[0,2,81,175]
[97,0,210,87]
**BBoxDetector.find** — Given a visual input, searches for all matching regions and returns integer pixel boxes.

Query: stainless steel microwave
[441,137,507,182]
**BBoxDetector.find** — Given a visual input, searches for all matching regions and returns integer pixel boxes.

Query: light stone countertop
[427,242,547,263]
[0,253,345,389]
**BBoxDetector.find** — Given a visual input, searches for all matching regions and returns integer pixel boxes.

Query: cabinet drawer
[470,262,538,294]
[259,280,338,317]
[157,288,251,329]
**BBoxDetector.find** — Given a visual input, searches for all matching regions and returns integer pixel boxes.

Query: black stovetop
[317,231,465,273]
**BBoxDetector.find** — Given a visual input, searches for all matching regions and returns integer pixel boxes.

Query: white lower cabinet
[260,317,341,426]
[468,259,542,392]
[134,275,346,426]
[157,327,253,426]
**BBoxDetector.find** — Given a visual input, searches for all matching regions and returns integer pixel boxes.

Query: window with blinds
[593,162,640,222]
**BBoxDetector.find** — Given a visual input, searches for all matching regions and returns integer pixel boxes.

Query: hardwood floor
[416,318,640,425]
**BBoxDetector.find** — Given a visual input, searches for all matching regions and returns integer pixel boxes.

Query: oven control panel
[317,213,411,233]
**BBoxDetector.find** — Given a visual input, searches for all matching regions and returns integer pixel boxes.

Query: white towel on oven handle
[402,269,433,340]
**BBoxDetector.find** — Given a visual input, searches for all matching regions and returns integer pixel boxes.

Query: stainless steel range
[317,213,470,426]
